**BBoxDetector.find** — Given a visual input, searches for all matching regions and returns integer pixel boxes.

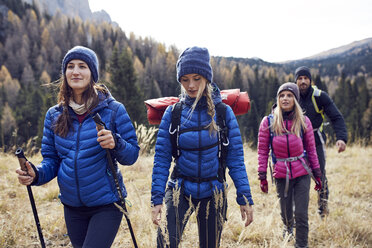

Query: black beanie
[294,66,311,83]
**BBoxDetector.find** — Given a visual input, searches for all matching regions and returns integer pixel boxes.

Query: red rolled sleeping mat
[220,89,250,116]
[144,89,250,125]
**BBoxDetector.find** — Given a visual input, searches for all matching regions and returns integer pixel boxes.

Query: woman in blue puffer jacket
[151,46,254,248]
[16,46,139,248]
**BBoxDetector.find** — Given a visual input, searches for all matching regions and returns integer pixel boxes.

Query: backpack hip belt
[276,153,316,197]
[276,154,304,163]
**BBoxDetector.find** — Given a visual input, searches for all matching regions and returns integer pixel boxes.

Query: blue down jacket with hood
[151,83,253,206]
[33,90,139,207]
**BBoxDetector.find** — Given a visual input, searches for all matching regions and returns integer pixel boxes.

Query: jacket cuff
[258,171,267,180]
[312,168,322,179]
[111,133,127,160]
[151,191,165,206]
[30,162,39,186]
[112,131,118,148]
[237,194,254,206]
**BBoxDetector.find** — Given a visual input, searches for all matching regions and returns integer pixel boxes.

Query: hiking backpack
[169,101,229,183]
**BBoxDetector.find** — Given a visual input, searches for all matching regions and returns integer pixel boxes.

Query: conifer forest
[0,0,371,153]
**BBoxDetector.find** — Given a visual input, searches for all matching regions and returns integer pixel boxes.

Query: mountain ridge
[282,37,372,62]
[21,0,113,23]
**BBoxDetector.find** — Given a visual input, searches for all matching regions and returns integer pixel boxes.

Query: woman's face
[65,59,92,96]
[278,90,295,112]
[180,74,207,98]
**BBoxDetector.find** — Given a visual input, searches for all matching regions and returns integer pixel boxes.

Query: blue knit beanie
[62,46,99,83]
[294,66,311,83]
[176,46,213,83]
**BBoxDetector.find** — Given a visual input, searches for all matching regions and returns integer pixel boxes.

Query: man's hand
[336,140,346,153]
[151,204,162,226]
[16,161,35,186]
[97,129,116,149]
[240,205,253,227]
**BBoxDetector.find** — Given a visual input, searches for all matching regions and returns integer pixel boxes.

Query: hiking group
[15,45,347,248]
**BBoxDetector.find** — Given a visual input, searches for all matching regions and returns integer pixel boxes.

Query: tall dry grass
[0,144,371,247]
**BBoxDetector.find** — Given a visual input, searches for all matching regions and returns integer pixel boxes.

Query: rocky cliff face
[21,0,111,23]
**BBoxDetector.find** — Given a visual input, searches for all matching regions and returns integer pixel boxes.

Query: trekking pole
[15,148,46,248]
[92,113,139,248]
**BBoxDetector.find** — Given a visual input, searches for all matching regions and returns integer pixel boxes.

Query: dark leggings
[64,203,123,248]
[157,187,227,248]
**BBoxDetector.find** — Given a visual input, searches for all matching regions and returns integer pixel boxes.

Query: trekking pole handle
[92,113,106,131]
[15,148,28,172]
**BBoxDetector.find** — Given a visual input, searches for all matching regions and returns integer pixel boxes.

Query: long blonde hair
[181,80,218,134]
[271,97,306,137]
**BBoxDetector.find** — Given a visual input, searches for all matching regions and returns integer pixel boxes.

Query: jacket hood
[89,86,116,113]
[211,82,222,105]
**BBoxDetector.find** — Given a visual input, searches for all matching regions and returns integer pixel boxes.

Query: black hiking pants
[157,186,227,248]
[316,144,329,213]
[276,175,310,248]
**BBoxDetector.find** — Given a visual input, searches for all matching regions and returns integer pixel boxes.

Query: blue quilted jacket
[151,83,253,206]
[33,90,139,207]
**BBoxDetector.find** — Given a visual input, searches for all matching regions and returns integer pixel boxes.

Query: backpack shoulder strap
[267,114,276,164]
[266,114,276,183]
[215,102,228,154]
[215,102,227,128]
[215,102,228,182]
[311,86,324,114]
[312,85,322,97]
[170,102,183,159]
[311,85,325,130]
[267,114,274,142]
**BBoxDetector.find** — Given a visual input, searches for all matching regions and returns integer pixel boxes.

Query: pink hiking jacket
[258,115,320,179]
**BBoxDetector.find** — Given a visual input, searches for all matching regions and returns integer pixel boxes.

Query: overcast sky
[88,0,372,63]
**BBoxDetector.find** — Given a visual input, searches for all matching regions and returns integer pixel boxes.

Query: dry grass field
[0,144,371,248]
